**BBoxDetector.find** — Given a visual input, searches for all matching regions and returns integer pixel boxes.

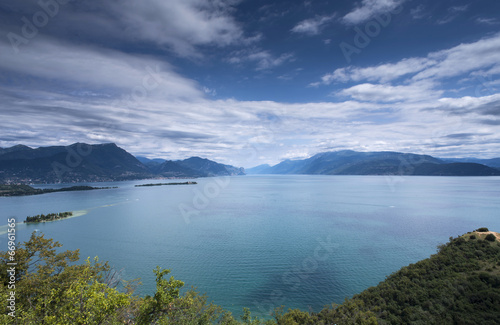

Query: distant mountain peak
[9,144,32,151]
[0,144,34,156]
[183,156,208,162]
[0,142,151,183]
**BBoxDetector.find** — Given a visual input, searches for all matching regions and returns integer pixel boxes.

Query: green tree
[0,233,130,324]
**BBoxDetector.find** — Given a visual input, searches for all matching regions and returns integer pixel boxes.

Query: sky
[0,0,499,168]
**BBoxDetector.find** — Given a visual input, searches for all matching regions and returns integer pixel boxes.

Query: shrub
[476,227,489,232]
[470,235,476,240]
[485,234,496,242]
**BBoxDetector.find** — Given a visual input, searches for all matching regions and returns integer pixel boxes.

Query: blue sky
[0,0,499,167]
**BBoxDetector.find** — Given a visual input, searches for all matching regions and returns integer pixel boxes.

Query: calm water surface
[1,175,500,317]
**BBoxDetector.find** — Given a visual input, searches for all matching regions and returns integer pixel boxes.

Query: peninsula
[135,181,197,187]
[0,184,116,197]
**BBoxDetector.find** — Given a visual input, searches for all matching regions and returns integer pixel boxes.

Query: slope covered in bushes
[1,229,499,324]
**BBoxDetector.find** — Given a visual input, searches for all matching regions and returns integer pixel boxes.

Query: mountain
[412,162,500,176]
[135,156,167,165]
[245,164,271,174]
[143,157,245,178]
[175,157,245,177]
[0,143,152,183]
[248,150,500,176]
[440,157,500,168]
[136,155,245,178]
[0,144,32,156]
[135,156,168,173]
[149,160,204,178]
[0,143,245,184]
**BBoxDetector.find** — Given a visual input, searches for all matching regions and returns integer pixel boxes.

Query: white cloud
[228,49,295,70]
[475,17,500,25]
[410,5,425,20]
[203,87,217,96]
[413,33,500,81]
[319,57,435,84]
[342,0,405,25]
[107,0,247,57]
[436,5,469,25]
[2,0,255,59]
[2,79,500,167]
[0,38,203,100]
[339,82,442,102]
[316,33,500,87]
[291,15,336,35]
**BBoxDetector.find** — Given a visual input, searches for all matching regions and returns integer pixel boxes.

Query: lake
[1,175,500,317]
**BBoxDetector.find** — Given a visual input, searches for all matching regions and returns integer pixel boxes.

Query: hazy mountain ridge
[440,157,500,168]
[247,150,500,176]
[136,156,245,178]
[0,143,244,184]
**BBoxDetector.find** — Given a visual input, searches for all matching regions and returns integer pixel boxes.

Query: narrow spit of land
[24,211,74,224]
[135,181,197,187]
[0,184,116,197]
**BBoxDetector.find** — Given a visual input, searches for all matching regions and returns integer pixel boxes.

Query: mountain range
[136,156,245,178]
[1,144,499,184]
[0,143,244,184]
[247,150,500,176]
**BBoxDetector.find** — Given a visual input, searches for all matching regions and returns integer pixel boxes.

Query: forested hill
[1,229,498,324]
[306,228,500,324]
[0,143,244,184]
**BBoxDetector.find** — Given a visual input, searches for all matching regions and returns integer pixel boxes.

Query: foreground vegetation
[1,229,499,324]
[0,184,116,197]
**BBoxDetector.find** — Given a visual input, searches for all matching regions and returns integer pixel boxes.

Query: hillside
[137,156,245,178]
[303,228,500,324]
[0,143,151,183]
[0,184,114,197]
[0,143,245,184]
[0,143,152,183]
[247,150,500,176]
[175,157,245,177]
[1,230,498,324]
[441,157,500,168]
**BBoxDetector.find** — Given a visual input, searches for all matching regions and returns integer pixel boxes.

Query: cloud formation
[228,49,295,70]
[291,15,336,35]
[108,0,246,57]
[1,0,499,167]
[436,5,468,25]
[0,39,202,99]
[2,0,249,58]
[318,33,500,86]
[338,82,442,102]
[342,0,405,25]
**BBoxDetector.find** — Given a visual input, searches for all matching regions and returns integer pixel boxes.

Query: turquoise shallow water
[1,175,500,317]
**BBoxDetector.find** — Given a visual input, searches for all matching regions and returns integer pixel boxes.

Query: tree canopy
[1,230,499,324]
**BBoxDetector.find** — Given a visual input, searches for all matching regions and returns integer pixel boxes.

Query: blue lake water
[1,175,500,317]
